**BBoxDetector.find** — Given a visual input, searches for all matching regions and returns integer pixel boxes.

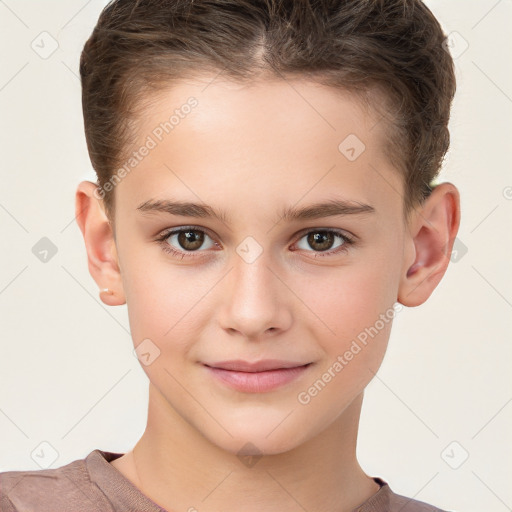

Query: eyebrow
[136,197,375,224]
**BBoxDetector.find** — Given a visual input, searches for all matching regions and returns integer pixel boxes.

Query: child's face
[109,76,414,453]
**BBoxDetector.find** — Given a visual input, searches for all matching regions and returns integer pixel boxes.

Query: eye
[155,226,355,261]
[293,229,355,256]
[156,227,217,259]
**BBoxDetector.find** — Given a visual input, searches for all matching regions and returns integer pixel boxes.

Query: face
[111,76,409,454]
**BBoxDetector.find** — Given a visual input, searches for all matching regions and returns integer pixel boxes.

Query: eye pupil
[178,230,204,250]
[307,231,334,251]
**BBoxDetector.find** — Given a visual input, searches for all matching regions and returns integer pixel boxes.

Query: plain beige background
[0,1,511,511]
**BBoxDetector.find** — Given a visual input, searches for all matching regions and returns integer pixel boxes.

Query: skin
[76,75,460,512]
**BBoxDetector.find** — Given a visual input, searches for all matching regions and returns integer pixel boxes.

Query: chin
[216,434,300,459]
[200,417,309,458]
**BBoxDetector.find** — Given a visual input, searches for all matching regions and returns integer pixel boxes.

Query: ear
[75,181,126,306]
[398,182,461,307]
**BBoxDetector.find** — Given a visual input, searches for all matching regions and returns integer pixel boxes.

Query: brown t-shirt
[0,449,449,512]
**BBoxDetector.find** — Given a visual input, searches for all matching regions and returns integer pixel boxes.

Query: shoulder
[0,451,112,512]
[362,477,452,512]
[388,491,450,512]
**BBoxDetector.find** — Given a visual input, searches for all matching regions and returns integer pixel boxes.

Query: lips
[203,359,312,393]
[204,359,310,372]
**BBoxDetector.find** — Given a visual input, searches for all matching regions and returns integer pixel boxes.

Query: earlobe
[75,181,126,306]
[398,182,461,307]
[99,287,123,306]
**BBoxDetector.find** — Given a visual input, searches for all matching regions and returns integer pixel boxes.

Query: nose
[217,253,293,340]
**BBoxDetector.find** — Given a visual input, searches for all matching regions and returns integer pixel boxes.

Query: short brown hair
[80,0,456,220]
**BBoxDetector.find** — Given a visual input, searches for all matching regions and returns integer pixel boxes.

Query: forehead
[136,75,380,150]
[116,75,402,220]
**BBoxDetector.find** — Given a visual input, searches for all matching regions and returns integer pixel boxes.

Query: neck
[114,384,379,512]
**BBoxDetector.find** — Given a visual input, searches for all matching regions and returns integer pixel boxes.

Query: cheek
[296,256,398,342]
[293,265,397,421]
[120,250,219,363]
[291,248,401,398]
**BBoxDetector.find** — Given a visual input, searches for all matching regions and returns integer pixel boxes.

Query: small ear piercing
[99,287,123,304]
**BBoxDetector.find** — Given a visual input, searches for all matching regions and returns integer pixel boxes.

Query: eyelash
[155,226,356,260]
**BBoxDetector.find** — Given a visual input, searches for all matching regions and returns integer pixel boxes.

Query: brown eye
[294,229,354,256]
[306,231,335,251]
[176,230,205,250]
[162,228,215,252]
